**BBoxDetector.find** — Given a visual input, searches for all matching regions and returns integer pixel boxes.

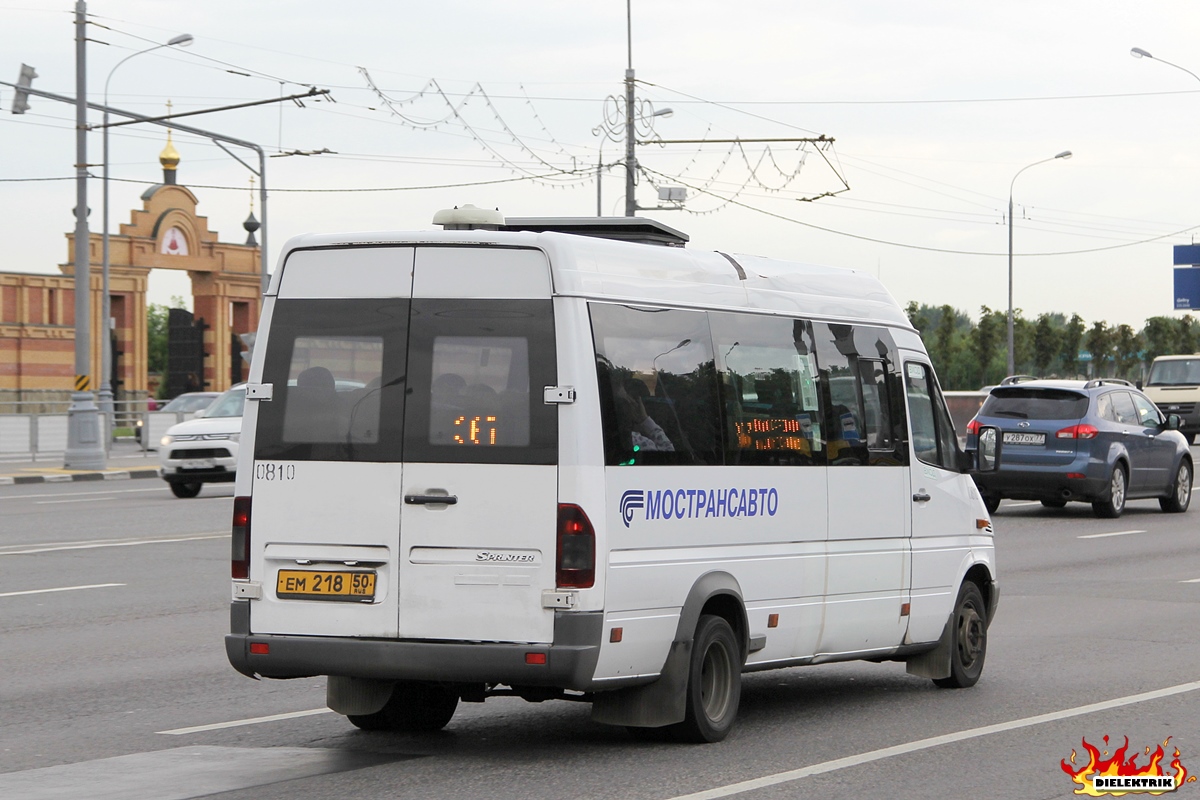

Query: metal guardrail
[0,400,197,461]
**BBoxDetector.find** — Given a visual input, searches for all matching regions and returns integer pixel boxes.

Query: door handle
[404,494,458,505]
[912,492,931,502]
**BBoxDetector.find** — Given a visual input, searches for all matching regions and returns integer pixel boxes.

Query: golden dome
[160,130,180,171]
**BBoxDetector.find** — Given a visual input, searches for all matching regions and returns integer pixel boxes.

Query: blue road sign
[1175,267,1200,310]
[1174,244,1200,266]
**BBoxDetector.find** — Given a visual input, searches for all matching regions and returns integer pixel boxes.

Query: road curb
[0,468,161,486]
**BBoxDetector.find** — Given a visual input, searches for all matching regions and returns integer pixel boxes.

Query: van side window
[904,361,958,471]
[591,303,721,466]
[812,323,900,466]
[404,299,557,465]
[710,312,824,465]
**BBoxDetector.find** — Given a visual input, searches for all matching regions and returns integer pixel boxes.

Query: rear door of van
[248,244,559,645]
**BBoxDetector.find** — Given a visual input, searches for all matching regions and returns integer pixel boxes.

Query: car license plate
[1002,432,1045,445]
[276,569,376,602]
[181,458,215,469]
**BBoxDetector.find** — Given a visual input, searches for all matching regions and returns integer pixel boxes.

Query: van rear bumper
[226,602,603,691]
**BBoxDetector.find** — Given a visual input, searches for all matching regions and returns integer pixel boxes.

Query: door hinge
[542,589,578,609]
[543,386,576,405]
[246,383,273,401]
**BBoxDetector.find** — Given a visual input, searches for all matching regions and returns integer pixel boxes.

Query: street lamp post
[1131,47,1200,84]
[100,33,193,433]
[1007,150,1072,376]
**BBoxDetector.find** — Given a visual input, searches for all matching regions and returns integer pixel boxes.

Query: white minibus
[226,209,1001,742]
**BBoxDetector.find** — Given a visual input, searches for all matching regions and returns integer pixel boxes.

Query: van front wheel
[669,614,741,743]
[933,581,987,689]
[347,681,458,732]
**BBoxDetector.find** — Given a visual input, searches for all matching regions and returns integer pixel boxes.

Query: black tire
[668,614,741,743]
[1160,460,1192,513]
[169,482,202,498]
[1040,499,1067,509]
[933,581,988,689]
[1092,465,1127,519]
[347,681,458,733]
[982,493,1001,514]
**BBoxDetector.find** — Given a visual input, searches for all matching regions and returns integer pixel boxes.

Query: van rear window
[254,298,556,464]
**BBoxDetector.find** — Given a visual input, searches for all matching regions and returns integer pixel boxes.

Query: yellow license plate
[276,570,376,602]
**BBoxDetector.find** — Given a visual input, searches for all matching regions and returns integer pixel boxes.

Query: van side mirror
[974,427,1001,473]
[1136,379,1143,390]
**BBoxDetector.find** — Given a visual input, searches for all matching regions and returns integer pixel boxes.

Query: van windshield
[1146,358,1200,386]
[254,298,557,464]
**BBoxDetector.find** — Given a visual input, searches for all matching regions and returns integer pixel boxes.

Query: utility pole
[65,0,105,470]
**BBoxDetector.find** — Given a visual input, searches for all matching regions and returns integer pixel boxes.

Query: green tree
[1141,316,1178,360]
[970,306,1005,386]
[1033,313,1058,376]
[905,301,930,337]
[147,303,169,376]
[1061,314,1085,378]
[1012,312,1035,375]
[1178,315,1199,353]
[1114,324,1143,381]
[1086,321,1115,378]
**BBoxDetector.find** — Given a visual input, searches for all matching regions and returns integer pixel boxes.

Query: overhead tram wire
[639,166,1200,257]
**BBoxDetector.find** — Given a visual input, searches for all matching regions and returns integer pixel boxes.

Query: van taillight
[232,496,251,580]
[1056,424,1098,439]
[556,504,595,589]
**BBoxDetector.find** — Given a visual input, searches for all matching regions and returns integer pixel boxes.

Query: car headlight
[228,432,240,443]
[160,435,173,447]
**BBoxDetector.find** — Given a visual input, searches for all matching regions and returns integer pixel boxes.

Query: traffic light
[11,63,37,114]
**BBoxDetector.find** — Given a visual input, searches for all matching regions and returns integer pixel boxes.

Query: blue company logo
[619,487,779,527]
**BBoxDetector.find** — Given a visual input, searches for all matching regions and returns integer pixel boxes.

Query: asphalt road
[2,478,1199,800]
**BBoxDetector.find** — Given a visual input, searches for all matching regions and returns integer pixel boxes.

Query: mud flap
[590,640,692,728]
[327,676,395,716]
[905,617,952,680]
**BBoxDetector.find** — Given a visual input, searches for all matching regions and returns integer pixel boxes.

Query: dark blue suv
[968,378,1193,518]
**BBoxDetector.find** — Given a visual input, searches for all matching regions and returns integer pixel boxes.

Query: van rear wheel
[668,614,741,743]
[347,681,458,732]
[169,482,202,499]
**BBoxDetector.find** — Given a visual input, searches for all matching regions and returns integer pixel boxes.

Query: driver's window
[904,362,958,471]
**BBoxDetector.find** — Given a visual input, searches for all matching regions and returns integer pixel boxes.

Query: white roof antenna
[432,204,505,230]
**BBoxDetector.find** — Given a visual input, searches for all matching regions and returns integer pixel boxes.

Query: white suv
[159,384,246,498]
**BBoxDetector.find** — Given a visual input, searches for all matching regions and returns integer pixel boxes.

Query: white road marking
[0,532,227,556]
[158,708,332,735]
[665,679,1200,800]
[1180,578,1200,584]
[0,583,125,598]
[36,497,105,505]
[2,487,167,500]
[1004,501,1041,507]
[1077,529,1148,539]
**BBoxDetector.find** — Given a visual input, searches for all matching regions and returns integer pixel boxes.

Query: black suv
[967,378,1192,518]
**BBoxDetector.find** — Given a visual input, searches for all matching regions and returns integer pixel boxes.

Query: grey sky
[3,1,1199,327]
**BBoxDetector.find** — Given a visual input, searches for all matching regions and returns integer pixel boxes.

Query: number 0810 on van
[225,209,1002,743]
